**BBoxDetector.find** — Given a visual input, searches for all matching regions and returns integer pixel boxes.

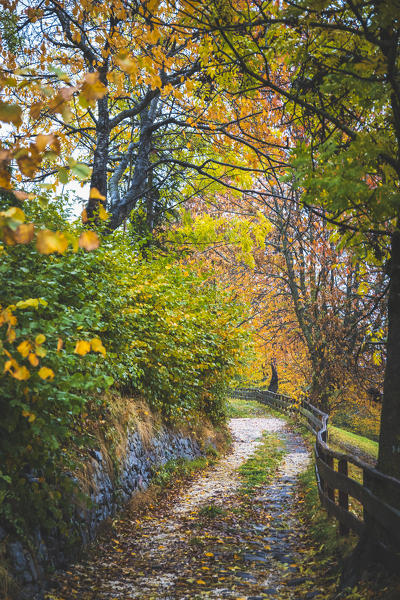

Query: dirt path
[47,418,311,600]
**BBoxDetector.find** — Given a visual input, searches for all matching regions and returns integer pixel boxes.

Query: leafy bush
[0,195,250,543]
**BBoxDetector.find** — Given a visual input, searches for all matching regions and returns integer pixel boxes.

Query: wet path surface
[47,418,311,600]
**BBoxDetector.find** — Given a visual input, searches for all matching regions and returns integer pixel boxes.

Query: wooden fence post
[325,455,335,506]
[338,458,349,535]
[363,468,372,527]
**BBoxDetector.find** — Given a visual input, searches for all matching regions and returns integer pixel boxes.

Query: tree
[164,0,400,573]
[180,186,386,418]
[164,0,400,483]
[2,0,284,239]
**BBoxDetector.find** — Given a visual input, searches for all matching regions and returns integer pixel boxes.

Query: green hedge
[0,195,250,542]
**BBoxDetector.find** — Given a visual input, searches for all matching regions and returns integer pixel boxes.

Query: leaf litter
[46,417,315,600]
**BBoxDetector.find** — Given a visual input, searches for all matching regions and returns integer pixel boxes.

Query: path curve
[47,417,310,600]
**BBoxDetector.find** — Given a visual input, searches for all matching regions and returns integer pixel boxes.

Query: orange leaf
[79,230,100,251]
[36,229,69,254]
[14,223,35,244]
[80,73,107,106]
[12,365,31,380]
[12,190,32,201]
[90,187,106,201]
[17,340,32,358]
[74,340,91,355]
[35,133,57,153]
[28,353,39,367]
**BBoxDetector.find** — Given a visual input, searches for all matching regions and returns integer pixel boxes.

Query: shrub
[0,194,250,542]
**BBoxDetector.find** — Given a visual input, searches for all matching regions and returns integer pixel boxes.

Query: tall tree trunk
[87,95,109,220]
[342,230,400,587]
[109,96,159,231]
[378,229,400,480]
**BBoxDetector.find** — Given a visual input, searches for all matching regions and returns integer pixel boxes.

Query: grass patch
[151,456,211,487]
[239,433,284,496]
[328,426,378,463]
[225,397,282,418]
[297,457,400,599]
[299,460,354,559]
[198,502,227,518]
[127,455,216,517]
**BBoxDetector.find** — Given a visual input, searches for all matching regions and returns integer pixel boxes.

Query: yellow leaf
[150,74,162,90]
[204,552,214,557]
[13,365,30,380]
[38,366,54,380]
[22,410,36,422]
[90,187,106,201]
[36,229,69,254]
[196,580,206,585]
[2,206,25,223]
[36,346,46,358]
[35,334,46,345]
[115,51,137,75]
[98,204,110,221]
[17,340,32,358]
[81,208,88,224]
[74,340,91,355]
[28,353,39,367]
[16,298,39,309]
[79,230,100,251]
[90,337,106,356]
[57,338,63,352]
[7,328,16,343]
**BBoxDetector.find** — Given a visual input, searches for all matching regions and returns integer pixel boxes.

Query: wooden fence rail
[230,387,400,556]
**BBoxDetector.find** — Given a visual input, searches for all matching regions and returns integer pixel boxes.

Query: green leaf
[71,163,91,180]
[58,167,69,184]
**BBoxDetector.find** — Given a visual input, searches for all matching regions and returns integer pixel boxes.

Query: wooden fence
[230,387,400,557]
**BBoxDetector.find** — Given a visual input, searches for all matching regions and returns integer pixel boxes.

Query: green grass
[198,502,227,518]
[238,433,285,496]
[328,426,378,462]
[295,461,362,599]
[151,456,211,487]
[225,397,282,418]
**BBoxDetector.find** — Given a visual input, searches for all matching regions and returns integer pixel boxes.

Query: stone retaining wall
[4,424,206,599]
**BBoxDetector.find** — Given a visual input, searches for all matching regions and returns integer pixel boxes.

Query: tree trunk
[378,229,400,480]
[87,95,109,220]
[268,361,278,393]
[108,97,159,231]
[342,231,400,586]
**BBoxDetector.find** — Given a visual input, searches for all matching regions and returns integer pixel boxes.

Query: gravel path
[46,417,311,600]
[174,417,284,514]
